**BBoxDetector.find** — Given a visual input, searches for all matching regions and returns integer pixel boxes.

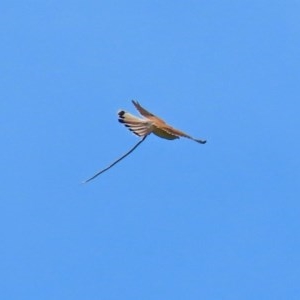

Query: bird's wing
[152,125,179,140]
[131,100,206,144]
[131,100,166,123]
[156,124,207,144]
[118,110,152,137]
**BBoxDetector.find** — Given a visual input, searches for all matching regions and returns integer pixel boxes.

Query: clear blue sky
[1,1,300,299]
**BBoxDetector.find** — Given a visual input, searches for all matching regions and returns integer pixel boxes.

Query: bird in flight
[83,100,206,183]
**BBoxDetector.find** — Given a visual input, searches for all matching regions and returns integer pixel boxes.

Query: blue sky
[1,1,300,299]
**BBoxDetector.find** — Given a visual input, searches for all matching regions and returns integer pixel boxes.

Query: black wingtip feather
[128,128,141,136]
[118,110,125,117]
[197,139,207,144]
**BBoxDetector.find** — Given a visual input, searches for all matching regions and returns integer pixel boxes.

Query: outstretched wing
[156,124,207,144]
[132,100,166,123]
[132,100,207,144]
[118,110,152,137]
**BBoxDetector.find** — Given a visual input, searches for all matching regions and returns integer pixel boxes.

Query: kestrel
[83,100,206,183]
[119,100,207,144]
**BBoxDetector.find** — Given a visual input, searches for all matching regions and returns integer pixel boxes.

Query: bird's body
[118,100,206,144]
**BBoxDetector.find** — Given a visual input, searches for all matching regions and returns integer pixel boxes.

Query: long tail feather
[82,136,147,183]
